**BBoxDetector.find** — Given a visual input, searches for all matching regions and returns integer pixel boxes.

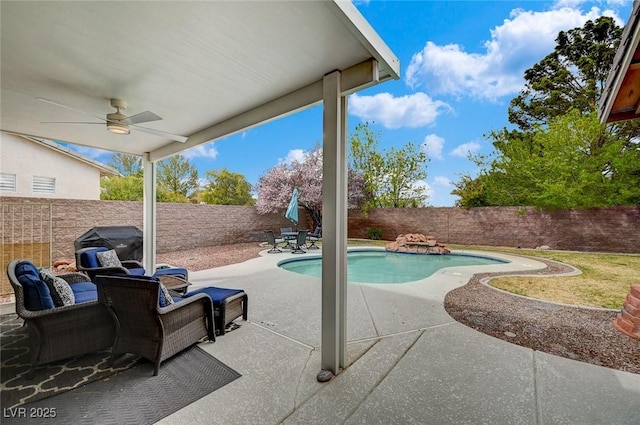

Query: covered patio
[1,0,398,375]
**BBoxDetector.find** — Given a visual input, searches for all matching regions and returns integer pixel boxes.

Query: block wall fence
[2,197,639,261]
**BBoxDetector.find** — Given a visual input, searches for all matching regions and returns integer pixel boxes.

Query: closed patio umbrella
[285,188,299,225]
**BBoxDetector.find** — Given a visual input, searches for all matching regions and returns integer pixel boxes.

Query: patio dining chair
[264,230,285,253]
[291,230,309,254]
[306,226,322,249]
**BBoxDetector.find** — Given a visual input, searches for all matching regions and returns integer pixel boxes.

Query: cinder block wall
[3,197,639,259]
[347,206,640,253]
[1,197,297,260]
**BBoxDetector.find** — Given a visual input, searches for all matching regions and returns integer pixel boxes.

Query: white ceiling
[1,0,399,159]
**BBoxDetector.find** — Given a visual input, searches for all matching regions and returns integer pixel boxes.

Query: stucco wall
[0,133,103,200]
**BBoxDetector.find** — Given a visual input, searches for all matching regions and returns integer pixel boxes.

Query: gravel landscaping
[158,244,639,375]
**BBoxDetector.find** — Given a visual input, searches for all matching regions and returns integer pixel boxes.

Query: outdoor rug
[2,313,242,424]
[1,313,139,409]
[4,344,242,425]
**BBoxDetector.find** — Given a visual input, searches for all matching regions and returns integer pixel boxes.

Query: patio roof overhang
[599,1,640,123]
[1,1,398,158]
[1,1,399,377]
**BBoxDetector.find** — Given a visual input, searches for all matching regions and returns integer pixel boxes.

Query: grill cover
[74,226,143,261]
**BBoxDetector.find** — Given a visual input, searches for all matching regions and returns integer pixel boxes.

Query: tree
[157,154,199,203]
[108,153,142,176]
[508,17,622,132]
[255,145,365,228]
[199,168,255,205]
[100,175,144,201]
[349,122,429,209]
[451,173,490,208]
[456,110,640,209]
[453,17,640,209]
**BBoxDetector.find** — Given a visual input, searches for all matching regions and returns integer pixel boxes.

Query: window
[33,176,56,194]
[0,173,17,192]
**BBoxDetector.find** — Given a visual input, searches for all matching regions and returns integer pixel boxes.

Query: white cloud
[183,144,218,159]
[349,92,452,129]
[405,5,622,100]
[421,134,445,160]
[279,149,305,165]
[65,144,113,160]
[450,142,481,158]
[433,176,452,187]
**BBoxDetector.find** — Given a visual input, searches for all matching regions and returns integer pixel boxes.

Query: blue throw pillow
[15,261,55,311]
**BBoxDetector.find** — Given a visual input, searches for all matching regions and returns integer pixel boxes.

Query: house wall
[0,133,103,200]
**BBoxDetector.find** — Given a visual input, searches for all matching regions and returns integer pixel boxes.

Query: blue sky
[68,0,633,206]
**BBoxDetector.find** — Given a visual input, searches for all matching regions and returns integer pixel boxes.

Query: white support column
[142,153,157,274]
[338,94,348,365]
[320,70,348,379]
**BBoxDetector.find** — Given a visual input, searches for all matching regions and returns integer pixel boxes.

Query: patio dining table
[281,231,299,250]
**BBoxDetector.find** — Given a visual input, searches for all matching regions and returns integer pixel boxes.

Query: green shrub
[366,227,383,240]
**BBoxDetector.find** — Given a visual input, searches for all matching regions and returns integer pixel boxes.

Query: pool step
[614,284,640,341]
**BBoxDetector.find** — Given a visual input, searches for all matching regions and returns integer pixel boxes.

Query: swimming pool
[278,249,509,284]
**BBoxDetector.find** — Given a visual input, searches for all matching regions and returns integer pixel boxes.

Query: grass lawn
[347,239,638,309]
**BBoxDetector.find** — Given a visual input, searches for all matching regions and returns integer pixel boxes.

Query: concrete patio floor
[157,247,640,425]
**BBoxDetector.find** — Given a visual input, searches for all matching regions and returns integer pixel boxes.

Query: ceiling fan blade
[121,111,162,125]
[132,126,188,143]
[41,121,103,124]
[37,98,106,122]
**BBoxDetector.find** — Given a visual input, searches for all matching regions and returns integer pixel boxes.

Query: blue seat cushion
[15,261,54,311]
[127,268,146,276]
[80,247,108,268]
[71,282,98,304]
[154,267,188,280]
[183,287,244,305]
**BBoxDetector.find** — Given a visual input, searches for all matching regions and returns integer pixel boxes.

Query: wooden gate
[1,203,52,299]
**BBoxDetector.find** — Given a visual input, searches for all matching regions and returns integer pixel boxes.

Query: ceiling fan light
[107,121,130,135]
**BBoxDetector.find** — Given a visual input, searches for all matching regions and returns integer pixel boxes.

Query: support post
[142,153,157,274]
[319,70,348,380]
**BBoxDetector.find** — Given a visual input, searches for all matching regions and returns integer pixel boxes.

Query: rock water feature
[385,234,451,255]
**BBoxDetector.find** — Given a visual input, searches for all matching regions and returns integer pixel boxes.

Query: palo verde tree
[255,145,365,228]
[199,168,255,205]
[349,122,429,210]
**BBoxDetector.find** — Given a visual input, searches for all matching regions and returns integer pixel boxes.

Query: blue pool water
[278,250,508,284]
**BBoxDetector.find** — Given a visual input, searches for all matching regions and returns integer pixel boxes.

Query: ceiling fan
[38,98,188,143]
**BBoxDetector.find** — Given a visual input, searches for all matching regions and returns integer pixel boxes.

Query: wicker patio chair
[7,260,116,378]
[76,246,190,293]
[95,275,216,376]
